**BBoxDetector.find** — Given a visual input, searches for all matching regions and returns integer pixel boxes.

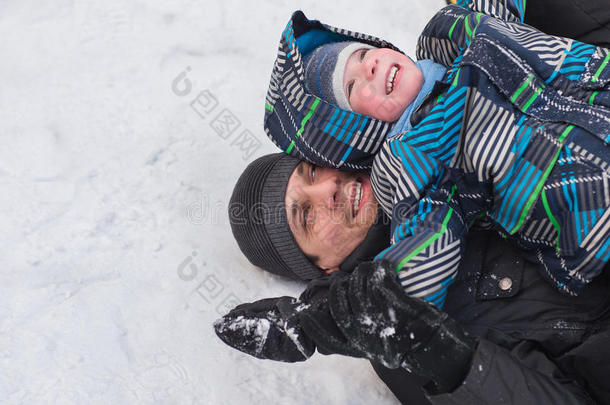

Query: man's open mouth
[386,64,400,95]
[351,179,363,217]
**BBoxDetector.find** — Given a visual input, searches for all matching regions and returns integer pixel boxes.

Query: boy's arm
[371,140,467,309]
[455,0,525,23]
[416,2,525,66]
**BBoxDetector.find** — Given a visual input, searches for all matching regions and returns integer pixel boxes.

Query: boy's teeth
[386,66,399,95]
[353,181,362,216]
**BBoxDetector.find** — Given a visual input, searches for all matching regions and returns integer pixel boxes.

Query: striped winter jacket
[264,1,610,307]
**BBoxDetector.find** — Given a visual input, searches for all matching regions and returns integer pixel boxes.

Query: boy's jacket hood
[264,10,404,171]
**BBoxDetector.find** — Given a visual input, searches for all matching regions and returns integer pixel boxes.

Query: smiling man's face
[343,47,423,122]
[285,161,379,272]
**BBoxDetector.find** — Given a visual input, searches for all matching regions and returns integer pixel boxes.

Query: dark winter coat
[524,0,610,49]
[264,3,610,307]
[373,228,610,405]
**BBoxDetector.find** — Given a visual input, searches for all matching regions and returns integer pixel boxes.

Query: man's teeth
[353,181,362,216]
[386,65,399,95]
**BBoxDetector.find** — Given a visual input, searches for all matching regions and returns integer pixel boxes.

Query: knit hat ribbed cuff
[229,153,323,281]
[303,41,374,111]
[332,43,374,110]
[261,156,323,280]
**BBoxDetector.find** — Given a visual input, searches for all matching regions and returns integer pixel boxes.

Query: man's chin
[338,207,391,272]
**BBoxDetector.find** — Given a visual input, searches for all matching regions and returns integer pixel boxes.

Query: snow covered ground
[0,0,443,403]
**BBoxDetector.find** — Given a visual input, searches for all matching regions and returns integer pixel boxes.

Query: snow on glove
[327,260,477,393]
[213,296,315,362]
[213,271,358,363]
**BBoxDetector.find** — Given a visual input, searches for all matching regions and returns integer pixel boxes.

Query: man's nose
[305,177,338,210]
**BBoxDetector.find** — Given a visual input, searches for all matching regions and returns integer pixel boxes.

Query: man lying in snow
[215,153,610,404]
[263,3,610,307]
[215,1,610,403]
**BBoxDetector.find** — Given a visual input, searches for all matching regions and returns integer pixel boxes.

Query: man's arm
[214,261,596,403]
[428,339,595,405]
[373,338,597,405]
[307,260,596,404]
[315,261,596,404]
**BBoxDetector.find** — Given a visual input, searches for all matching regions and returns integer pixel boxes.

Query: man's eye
[311,165,316,183]
[360,49,368,61]
[303,206,310,230]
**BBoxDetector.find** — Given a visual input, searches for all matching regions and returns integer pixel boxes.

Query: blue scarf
[386,59,447,138]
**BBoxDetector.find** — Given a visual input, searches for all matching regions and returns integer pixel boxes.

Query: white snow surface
[0,0,443,403]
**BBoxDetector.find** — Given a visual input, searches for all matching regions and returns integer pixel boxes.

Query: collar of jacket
[264,10,406,171]
[409,78,451,129]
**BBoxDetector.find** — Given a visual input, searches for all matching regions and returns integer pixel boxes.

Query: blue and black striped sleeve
[371,139,467,308]
[455,0,526,23]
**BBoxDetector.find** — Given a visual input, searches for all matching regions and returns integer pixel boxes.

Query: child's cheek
[377,99,402,120]
[354,83,378,105]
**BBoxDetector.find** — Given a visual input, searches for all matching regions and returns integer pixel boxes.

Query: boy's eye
[347,82,354,99]
[360,49,368,61]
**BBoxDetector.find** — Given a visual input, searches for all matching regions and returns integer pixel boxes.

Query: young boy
[300,41,446,136]
[263,3,610,306]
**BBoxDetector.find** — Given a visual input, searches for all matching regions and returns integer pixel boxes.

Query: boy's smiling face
[343,47,424,122]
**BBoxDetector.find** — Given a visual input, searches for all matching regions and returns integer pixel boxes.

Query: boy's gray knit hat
[302,41,374,111]
[228,153,323,281]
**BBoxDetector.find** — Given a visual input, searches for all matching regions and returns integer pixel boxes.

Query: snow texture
[0,0,443,403]
[380,327,396,338]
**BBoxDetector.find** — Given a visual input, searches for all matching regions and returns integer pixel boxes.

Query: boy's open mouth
[386,64,400,95]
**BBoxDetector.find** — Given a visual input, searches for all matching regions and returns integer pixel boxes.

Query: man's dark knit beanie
[228,153,324,281]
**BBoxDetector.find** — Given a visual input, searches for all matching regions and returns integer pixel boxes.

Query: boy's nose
[363,58,376,80]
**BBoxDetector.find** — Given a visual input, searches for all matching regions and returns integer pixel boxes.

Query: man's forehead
[287,200,302,238]
[296,162,305,177]
[287,162,306,196]
[285,162,306,230]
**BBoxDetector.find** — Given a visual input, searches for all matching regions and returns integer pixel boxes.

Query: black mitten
[213,271,351,363]
[297,272,365,358]
[213,296,315,362]
[328,260,476,393]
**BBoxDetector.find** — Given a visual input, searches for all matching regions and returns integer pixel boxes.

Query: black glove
[213,295,315,362]
[319,260,477,393]
[297,275,365,358]
[214,262,475,393]
[213,272,357,362]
